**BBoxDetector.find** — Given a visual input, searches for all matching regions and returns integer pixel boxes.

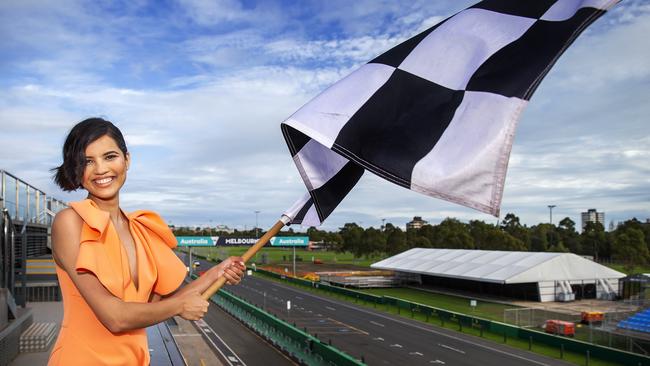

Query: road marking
[390,344,403,348]
[370,321,385,327]
[430,360,446,364]
[172,334,203,337]
[409,352,423,356]
[327,317,369,335]
[295,296,303,300]
[325,306,336,311]
[373,337,384,341]
[438,343,465,354]
[195,319,247,366]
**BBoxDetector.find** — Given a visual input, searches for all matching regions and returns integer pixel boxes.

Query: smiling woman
[47,118,246,366]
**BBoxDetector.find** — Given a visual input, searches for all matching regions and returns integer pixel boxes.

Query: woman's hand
[176,290,209,321]
[211,256,246,285]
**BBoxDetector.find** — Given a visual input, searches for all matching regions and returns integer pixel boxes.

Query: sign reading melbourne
[270,236,309,247]
[176,236,215,247]
[175,236,309,247]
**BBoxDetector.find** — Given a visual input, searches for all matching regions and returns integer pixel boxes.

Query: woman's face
[81,134,129,200]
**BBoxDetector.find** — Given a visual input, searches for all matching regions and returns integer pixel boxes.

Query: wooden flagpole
[201,218,287,300]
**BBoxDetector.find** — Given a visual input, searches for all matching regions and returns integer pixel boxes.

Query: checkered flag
[282,0,619,226]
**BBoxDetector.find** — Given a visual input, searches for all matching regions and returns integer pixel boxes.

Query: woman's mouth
[94,177,114,187]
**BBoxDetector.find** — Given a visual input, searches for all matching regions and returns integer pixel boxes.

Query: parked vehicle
[543,320,575,337]
[581,311,604,324]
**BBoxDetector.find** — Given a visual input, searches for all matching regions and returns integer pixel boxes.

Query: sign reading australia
[176,236,309,247]
[176,236,216,247]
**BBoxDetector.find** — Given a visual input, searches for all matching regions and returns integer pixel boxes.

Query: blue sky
[1,0,648,231]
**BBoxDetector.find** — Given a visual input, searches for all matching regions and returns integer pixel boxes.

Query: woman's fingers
[223,265,244,285]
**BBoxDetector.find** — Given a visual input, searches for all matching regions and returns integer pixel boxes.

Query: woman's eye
[106,155,117,160]
[85,159,93,165]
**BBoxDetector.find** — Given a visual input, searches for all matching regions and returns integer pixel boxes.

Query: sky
[1,0,649,232]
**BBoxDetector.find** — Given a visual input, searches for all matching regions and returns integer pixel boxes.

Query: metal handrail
[2,208,16,293]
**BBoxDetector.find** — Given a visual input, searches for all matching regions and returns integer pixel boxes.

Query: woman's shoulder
[52,207,83,232]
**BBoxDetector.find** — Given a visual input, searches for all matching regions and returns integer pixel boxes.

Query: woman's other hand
[212,256,246,285]
[177,290,209,320]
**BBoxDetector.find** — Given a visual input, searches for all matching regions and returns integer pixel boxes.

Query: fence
[0,170,67,226]
[504,307,581,328]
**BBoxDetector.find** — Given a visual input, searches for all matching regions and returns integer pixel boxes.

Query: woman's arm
[172,257,246,298]
[52,209,209,333]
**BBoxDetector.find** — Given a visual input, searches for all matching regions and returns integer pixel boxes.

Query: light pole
[547,205,556,224]
[254,210,260,238]
[381,218,386,231]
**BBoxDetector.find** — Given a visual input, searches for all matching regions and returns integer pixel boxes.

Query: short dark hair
[52,118,128,191]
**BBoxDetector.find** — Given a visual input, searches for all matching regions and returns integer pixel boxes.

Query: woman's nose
[93,160,109,175]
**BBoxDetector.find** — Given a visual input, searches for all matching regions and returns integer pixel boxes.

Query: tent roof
[371,248,625,284]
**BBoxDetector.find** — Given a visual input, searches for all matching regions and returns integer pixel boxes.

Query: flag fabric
[282,0,618,226]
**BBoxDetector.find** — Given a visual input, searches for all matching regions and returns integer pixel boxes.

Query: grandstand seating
[617,308,650,333]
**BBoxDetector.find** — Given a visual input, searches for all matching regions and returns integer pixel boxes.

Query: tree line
[172,214,650,266]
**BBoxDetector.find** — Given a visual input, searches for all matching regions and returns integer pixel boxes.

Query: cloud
[0,0,647,232]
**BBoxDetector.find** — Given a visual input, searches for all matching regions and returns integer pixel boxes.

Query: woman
[48,118,245,365]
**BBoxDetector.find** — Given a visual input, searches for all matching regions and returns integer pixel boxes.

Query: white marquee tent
[371,248,626,302]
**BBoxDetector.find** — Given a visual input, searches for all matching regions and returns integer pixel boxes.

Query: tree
[558,217,581,253]
[581,221,606,260]
[470,220,526,251]
[500,213,530,247]
[385,226,408,256]
[339,223,364,255]
[432,218,474,249]
[361,227,386,258]
[529,224,550,252]
[612,228,649,269]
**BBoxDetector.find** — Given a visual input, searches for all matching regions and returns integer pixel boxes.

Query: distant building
[406,216,428,230]
[215,224,234,234]
[581,209,605,231]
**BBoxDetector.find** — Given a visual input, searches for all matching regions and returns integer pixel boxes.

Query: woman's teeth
[95,177,113,184]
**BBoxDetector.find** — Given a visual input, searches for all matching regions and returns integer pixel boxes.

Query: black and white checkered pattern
[282,0,618,226]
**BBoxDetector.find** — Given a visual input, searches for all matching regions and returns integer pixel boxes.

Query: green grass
[358,287,516,321]
[605,263,650,275]
[186,247,382,267]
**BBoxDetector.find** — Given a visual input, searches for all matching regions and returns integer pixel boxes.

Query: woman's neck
[87,194,123,223]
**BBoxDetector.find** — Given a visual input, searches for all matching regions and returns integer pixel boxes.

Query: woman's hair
[52,117,128,191]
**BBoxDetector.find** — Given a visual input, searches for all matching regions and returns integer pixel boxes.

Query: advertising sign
[270,236,309,247]
[215,237,258,246]
[175,236,310,247]
[176,236,216,247]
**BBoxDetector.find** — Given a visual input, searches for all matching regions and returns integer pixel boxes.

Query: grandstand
[619,309,650,334]
[371,248,626,302]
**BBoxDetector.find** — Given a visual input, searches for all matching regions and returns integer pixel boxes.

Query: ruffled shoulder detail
[128,210,186,296]
[128,210,178,249]
[70,200,185,300]
[70,199,125,298]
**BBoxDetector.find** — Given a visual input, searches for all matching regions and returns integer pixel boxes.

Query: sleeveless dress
[48,199,187,366]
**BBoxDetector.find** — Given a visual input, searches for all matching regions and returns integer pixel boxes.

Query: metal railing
[0,170,67,226]
[1,208,16,294]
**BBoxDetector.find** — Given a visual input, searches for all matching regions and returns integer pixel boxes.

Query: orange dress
[48,199,186,366]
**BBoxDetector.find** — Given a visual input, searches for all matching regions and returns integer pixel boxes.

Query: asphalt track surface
[178,253,295,365]
[194,257,573,366]
[199,298,295,366]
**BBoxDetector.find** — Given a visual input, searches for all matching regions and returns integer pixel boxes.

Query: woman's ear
[125,152,131,170]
